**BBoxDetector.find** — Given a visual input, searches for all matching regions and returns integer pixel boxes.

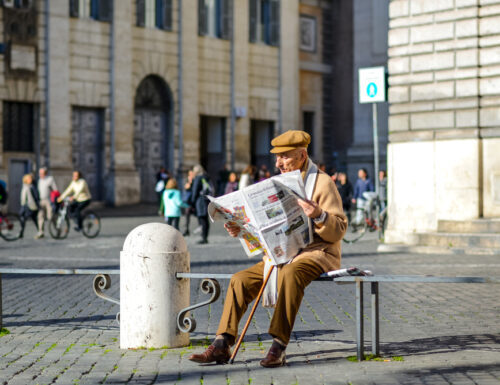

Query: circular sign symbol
[367,82,378,98]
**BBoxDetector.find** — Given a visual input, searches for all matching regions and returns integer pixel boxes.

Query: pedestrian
[19,173,40,238]
[58,171,92,232]
[238,165,255,190]
[256,165,269,182]
[336,171,353,214]
[160,179,189,231]
[155,167,169,204]
[379,170,387,210]
[0,178,8,208]
[188,165,213,244]
[189,130,347,367]
[224,172,239,195]
[181,170,195,236]
[352,168,374,223]
[36,167,58,239]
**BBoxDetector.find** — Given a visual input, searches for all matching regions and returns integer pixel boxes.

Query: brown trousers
[216,257,323,345]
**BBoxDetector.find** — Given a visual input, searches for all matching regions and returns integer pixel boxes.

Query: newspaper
[207,170,313,265]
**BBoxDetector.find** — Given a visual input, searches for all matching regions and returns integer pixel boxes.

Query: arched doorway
[134,75,173,203]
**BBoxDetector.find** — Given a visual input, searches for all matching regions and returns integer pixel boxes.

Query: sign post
[358,66,386,238]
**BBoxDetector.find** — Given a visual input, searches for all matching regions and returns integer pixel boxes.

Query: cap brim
[270,146,298,154]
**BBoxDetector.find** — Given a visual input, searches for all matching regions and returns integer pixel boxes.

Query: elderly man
[189,130,347,367]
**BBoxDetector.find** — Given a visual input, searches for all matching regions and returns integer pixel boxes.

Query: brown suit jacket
[293,166,347,272]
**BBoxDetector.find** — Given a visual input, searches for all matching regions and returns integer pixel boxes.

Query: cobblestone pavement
[0,213,499,385]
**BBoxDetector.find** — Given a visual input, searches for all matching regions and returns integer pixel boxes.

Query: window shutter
[98,0,113,22]
[198,0,208,36]
[220,0,232,39]
[249,0,257,43]
[269,0,279,46]
[69,0,79,17]
[162,0,173,30]
[137,0,146,26]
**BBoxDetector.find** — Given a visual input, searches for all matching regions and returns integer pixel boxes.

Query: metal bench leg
[356,280,364,361]
[371,282,379,356]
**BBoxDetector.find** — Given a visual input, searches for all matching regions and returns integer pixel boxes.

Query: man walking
[188,130,347,367]
[36,167,58,239]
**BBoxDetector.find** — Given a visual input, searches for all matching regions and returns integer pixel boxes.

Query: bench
[2,268,498,362]
[175,272,500,361]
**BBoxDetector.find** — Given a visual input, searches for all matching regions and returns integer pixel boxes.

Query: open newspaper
[207,170,313,265]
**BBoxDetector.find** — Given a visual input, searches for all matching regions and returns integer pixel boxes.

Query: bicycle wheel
[0,213,23,241]
[82,211,101,238]
[49,215,70,239]
[343,208,368,243]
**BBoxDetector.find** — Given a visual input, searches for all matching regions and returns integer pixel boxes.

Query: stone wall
[386,0,500,244]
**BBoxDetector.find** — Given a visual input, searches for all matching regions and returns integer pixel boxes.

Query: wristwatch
[313,210,327,225]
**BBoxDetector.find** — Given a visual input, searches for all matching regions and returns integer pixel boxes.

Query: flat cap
[270,130,311,154]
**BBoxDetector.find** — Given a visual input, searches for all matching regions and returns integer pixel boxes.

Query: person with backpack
[189,164,213,244]
[19,173,40,238]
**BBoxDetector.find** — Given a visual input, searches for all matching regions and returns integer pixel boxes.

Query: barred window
[136,0,173,30]
[69,0,112,22]
[249,0,279,46]
[3,102,34,153]
[198,0,232,39]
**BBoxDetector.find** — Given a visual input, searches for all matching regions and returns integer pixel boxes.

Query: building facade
[386,0,500,244]
[0,0,321,208]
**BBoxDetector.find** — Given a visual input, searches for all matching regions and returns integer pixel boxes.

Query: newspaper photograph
[207,170,313,265]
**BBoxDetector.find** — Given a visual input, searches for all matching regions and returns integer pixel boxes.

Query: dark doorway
[71,107,105,201]
[134,75,173,203]
[250,120,274,173]
[200,116,226,183]
[303,111,315,157]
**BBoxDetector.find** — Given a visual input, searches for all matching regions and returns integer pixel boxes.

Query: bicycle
[0,211,23,241]
[49,198,101,239]
[343,193,387,244]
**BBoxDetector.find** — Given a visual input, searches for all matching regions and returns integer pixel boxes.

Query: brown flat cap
[270,130,311,154]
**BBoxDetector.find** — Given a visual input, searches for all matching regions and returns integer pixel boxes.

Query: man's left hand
[297,198,322,219]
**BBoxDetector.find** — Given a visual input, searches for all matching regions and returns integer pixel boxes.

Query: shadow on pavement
[4,314,118,329]
[382,333,500,356]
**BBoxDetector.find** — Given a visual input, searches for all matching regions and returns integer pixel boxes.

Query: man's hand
[224,221,241,237]
[297,198,322,219]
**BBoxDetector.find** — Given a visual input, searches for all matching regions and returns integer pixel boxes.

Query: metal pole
[371,282,379,356]
[229,1,235,171]
[372,103,381,239]
[177,0,184,179]
[108,1,116,205]
[277,5,282,134]
[44,0,50,170]
[355,279,364,361]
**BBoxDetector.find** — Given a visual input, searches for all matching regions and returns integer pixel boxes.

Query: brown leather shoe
[260,344,286,368]
[188,344,231,364]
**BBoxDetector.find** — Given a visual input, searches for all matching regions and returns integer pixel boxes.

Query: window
[249,0,279,46]
[198,0,232,39]
[69,0,112,22]
[3,102,34,153]
[3,0,35,9]
[136,0,173,30]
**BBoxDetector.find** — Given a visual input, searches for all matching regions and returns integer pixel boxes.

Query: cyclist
[352,168,374,225]
[58,170,91,232]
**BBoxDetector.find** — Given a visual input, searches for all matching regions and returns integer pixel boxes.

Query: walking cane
[229,264,275,364]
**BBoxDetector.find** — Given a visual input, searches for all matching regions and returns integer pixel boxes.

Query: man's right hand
[224,221,241,237]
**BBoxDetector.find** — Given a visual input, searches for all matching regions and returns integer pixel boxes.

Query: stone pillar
[112,0,140,205]
[120,223,190,349]
[48,0,72,173]
[385,0,500,244]
[280,0,300,131]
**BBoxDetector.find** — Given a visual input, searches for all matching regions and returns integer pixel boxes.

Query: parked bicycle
[0,211,22,241]
[49,198,101,239]
[343,193,387,244]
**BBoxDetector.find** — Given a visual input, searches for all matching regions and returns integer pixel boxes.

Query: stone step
[438,218,500,234]
[378,243,500,256]
[416,232,500,249]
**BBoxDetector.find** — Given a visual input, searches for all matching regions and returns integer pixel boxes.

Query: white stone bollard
[120,223,190,349]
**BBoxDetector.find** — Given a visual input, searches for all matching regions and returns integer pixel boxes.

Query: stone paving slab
[1,216,499,384]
